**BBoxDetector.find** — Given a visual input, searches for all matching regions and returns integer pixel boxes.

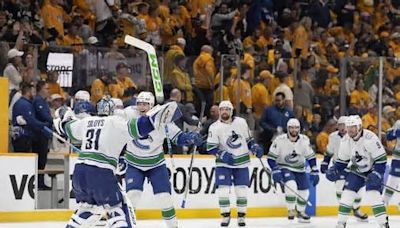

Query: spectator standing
[315,119,337,155]
[4,48,23,101]
[200,104,219,154]
[46,71,65,98]
[273,71,293,109]
[41,0,70,42]
[90,72,111,104]
[350,79,370,114]
[170,54,193,103]
[193,45,216,117]
[260,92,294,150]
[252,70,273,122]
[112,62,137,99]
[49,93,64,118]
[294,68,315,114]
[61,23,84,53]
[32,81,53,189]
[362,103,378,133]
[163,38,186,92]
[22,52,40,84]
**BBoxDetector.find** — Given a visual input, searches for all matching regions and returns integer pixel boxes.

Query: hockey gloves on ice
[320,162,328,174]
[250,143,264,158]
[366,171,383,190]
[219,151,235,165]
[309,168,320,186]
[272,167,283,184]
[326,166,340,182]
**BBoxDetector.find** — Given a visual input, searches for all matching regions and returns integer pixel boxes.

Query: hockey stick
[124,35,164,104]
[257,157,277,194]
[345,168,400,193]
[44,126,81,152]
[181,101,206,208]
[165,125,176,170]
[260,162,312,206]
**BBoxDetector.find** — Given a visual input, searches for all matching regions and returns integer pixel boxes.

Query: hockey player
[326,115,389,228]
[206,100,263,227]
[320,116,368,221]
[124,92,203,228]
[57,96,180,228]
[383,120,400,206]
[267,118,319,223]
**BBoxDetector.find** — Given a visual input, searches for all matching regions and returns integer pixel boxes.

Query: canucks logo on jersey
[284,150,300,164]
[351,151,369,170]
[226,131,242,149]
[132,135,153,150]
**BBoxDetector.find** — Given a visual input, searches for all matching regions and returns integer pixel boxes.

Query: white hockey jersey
[326,131,347,161]
[207,117,252,168]
[268,134,315,172]
[389,120,400,160]
[65,115,140,172]
[337,129,386,173]
[124,122,182,171]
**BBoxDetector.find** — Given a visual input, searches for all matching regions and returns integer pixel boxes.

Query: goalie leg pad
[105,203,129,228]
[66,202,103,228]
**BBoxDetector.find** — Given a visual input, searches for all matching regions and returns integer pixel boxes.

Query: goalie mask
[97,96,115,116]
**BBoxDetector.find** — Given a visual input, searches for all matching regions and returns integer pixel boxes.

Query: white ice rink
[2,217,400,228]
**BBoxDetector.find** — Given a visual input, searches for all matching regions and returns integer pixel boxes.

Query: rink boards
[1,154,400,222]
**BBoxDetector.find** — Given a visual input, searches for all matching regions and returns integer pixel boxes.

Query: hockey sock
[217,186,231,214]
[335,179,345,202]
[296,190,309,212]
[155,192,177,228]
[285,180,297,211]
[126,189,143,208]
[338,190,357,224]
[383,175,400,205]
[235,186,248,214]
[366,190,387,225]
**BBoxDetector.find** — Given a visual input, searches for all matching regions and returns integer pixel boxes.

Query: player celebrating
[326,115,389,228]
[320,116,368,221]
[57,96,179,228]
[383,120,400,206]
[206,100,263,227]
[267,118,319,223]
[124,92,203,228]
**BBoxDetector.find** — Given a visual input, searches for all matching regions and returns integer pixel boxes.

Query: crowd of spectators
[3,0,400,166]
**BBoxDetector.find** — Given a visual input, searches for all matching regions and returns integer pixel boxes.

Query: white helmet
[111,98,124,109]
[219,100,234,110]
[75,90,90,102]
[97,96,115,116]
[337,116,347,125]
[136,91,155,107]
[287,118,301,128]
[345,115,362,128]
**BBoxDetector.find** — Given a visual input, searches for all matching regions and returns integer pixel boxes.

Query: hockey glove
[326,166,340,182]
[309,168,320,186]
[250,143,263,158]
[186,132,203,146]
[272,167,283,184]
[366,171,383,190]
[320,155,331,174]
[218,151,235,165]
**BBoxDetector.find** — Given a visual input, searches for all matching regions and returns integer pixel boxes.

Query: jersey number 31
[85,129,101,150]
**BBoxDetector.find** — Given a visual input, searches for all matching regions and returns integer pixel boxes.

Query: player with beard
[207,100,263,227]
[326,115,389,228]
[267,118,319,223]
[320,116,368,221]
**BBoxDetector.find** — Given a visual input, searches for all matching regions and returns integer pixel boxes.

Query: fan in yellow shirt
[350,79,370,110]
[252,70,273,120]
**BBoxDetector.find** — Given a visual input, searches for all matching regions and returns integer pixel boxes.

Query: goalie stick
[181,101,206,208]
[124,35,164,104]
